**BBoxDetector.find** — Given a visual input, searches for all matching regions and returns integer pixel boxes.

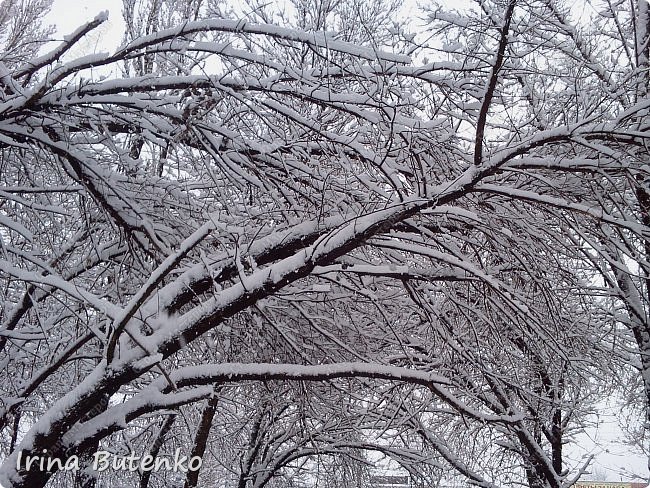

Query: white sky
[41,0,650,483]
[45,0,123,42]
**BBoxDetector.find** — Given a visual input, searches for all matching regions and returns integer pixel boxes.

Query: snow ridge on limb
[61,361,524,453]
[12,12,109,82]
[105,218,217,362]
[113,18,412,64]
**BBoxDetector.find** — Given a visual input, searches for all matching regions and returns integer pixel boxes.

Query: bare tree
[0,0,649,487]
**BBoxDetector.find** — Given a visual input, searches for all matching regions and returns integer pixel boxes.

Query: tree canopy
[0,0,649,487]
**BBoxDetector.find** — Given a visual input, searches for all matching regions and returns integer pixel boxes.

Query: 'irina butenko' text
[17,449,202,473]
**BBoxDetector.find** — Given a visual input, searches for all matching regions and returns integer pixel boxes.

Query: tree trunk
[184,387,221,488]
[140,413,177,488]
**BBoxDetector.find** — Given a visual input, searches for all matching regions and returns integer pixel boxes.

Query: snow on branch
[62,361,525,453]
